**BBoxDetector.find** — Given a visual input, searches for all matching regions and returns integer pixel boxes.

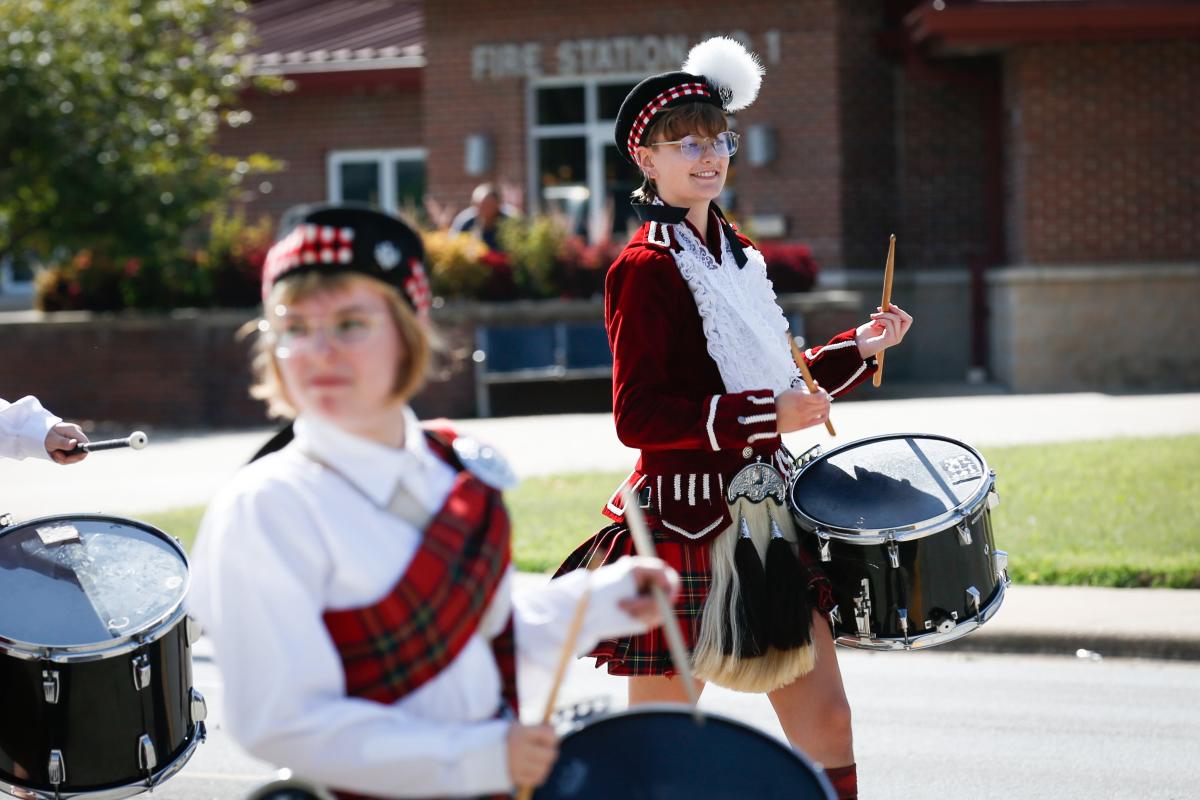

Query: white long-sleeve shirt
[188,409,650,798]
[0,396,60,461]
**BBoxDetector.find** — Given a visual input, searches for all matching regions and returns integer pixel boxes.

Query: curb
[932,632,1200,662]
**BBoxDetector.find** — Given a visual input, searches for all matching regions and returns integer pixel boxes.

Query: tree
[0,0,280,267]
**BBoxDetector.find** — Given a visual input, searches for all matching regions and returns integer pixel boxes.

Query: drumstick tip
[130,431,149,450]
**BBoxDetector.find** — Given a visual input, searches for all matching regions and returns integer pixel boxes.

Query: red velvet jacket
[601,217,877,543]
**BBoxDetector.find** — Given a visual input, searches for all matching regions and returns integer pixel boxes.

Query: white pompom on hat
[681,36,765,113]
[614,36,767,163]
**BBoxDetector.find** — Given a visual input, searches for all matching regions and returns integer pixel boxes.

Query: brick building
[218,0,1200,391]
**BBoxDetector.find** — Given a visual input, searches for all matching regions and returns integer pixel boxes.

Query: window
[327,149,427,220]
[529,77,644,241]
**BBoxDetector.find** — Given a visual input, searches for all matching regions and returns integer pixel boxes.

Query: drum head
[0,514,188,649]
[534,707,833,799]
[791,434,988,531]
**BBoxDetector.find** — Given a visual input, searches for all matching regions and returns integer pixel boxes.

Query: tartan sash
[321,430,518,713]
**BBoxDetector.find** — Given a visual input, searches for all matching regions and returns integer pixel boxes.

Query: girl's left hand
[855,303,913,359]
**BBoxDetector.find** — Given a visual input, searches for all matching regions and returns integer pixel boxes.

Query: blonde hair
[248,271,431,419]
[631,102,730,204]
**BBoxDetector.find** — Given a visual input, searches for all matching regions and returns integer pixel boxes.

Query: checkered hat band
[261,224,356,299]
[404,259,433,316]
[626,82,713,159]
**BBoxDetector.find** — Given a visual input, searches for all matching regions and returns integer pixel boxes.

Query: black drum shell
[786,433,1004,647]
[533,707,834,799]
[0,620,198,792]
[0,514,200,794]
[814,504,1000,642]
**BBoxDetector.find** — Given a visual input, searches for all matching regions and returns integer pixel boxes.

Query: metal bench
[472,321,612,417]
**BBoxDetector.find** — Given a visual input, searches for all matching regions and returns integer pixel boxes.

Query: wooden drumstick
[872,234,896,388]
[515,575,593,800]
[621,488,703,722]
[72,431,148,453]
[790,336,836,437]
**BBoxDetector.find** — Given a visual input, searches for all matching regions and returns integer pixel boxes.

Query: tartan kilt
[553,522,836,677]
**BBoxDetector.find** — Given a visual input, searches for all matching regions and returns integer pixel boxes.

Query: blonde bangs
[646,102,729,144]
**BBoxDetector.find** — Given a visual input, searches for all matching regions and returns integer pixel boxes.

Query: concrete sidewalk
[2,390,1198,661]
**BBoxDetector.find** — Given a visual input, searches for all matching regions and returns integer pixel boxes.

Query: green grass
[149,435,1200,588]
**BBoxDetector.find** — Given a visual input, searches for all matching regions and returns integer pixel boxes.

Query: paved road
[2,391,1197,519]
[163,643,1200,800]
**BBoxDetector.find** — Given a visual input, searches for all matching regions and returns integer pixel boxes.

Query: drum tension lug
[42,670,61,704]
[817,530,832,562]
[132,654,152,691]
[897,608,910,648]
[993,550,1011,586]
[0,512,12,529]
[190,688,209,724]
[956,520,972,546]
[886,536,899,569]
[966,586,981,619]
[138,733,158,774]
[47,749,66,786]
[853,579,873,639]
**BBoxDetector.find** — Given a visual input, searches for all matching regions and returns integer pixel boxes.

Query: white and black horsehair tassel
[764,506,813,651]
[726,511,769,657]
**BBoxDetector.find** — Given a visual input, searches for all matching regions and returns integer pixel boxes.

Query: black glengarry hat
[261,203,431,316]
[614,36,764,163]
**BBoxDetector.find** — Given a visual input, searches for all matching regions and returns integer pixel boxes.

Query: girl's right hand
[508,723,559,789]
[776,387,831,433]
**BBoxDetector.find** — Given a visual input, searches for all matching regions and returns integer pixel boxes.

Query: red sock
[824,763,858,800]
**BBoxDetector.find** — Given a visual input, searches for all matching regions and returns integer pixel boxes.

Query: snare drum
[0,514,206,798]
[534,706,834,799]
[788,434,1010,651]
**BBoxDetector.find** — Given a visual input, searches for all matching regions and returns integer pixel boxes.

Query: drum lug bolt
[897,608,910,648]
[190,687,209,724]
[0,513,12,529]
[817,531,832,562]
[42,670,61,704]
[137,733,158,773]
[956,521,972,546]
[132,654,152,691]
[887,537,900,569]
[47,750,66,786]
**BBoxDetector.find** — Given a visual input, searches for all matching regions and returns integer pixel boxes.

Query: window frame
[326,148,428,214]
[527,73,643,242]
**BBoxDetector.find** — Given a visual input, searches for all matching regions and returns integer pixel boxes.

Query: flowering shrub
[758,241,819,293]
[32,210,819,311]
[34,209,273,311]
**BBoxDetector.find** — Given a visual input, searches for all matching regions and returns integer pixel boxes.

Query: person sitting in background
[0,395,89,464]
[449,183,519,252]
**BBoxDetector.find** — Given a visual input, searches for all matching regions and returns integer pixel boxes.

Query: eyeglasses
[260,306,391,359]
[648,131,740,161]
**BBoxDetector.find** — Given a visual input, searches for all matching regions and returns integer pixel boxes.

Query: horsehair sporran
[693,494,817,692]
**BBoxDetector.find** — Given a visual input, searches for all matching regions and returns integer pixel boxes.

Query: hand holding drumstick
[856,236,913,381]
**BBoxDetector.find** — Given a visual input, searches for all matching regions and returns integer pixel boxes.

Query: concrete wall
[988,264,1200,392]
[835,268,975,383]
[0,292,861,428]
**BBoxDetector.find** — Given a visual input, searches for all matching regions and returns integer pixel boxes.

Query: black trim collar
[634,201,748,268]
